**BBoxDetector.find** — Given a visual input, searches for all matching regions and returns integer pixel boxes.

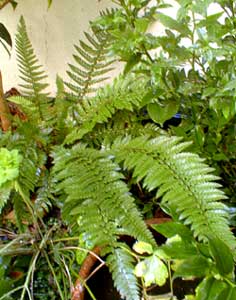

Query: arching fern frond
[52,144,154,246]
[52,144,154,300]
[111,135,236,251]
[65,24,114,101]
[15,16,50,121]
[64,75,148,144]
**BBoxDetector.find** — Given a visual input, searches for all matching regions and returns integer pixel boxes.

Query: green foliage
[2,1,236,300]
[0,22,12,56]
[15,16,50,121]
[0,148,21,186]
[64,74,148,144]
[111,135,235,249]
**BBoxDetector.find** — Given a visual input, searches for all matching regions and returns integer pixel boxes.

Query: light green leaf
[133,241,153,255]
[0,148,22,187]
[196,277,227,300]
[134,255,168,287]
[157,13,191,36]
[218,286,236,300]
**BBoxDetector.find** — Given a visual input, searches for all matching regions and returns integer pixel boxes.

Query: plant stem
[0,71,11,131]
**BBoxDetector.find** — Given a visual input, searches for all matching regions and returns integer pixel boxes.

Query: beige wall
[0,1,220,95]
[0,0,113,94]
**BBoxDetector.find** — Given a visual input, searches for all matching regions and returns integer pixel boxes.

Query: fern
[15,16,50,121]
[107,246,140,300]
[52,144,155,300]
[65,24,114,101]
[111,135,236,251]
[64,75,148,144]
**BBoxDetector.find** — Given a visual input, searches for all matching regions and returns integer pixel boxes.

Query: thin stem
[85,261,105,282]
[191,11,196,71]
[0,286,25,300]
[168,260,174,297]
[20,251,40,300]
[56,246,105,264]
[43,250,65,300]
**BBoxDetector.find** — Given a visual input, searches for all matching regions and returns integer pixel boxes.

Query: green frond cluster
[15,16,50,120]
[65,25,114,100]
[111,135,236,250]
[64,75,148,144]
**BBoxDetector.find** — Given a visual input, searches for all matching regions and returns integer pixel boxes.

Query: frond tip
[65,25,114,100]
[15,16,49,120]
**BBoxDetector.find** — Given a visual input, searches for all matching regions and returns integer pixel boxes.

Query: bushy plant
[0,1,236,300]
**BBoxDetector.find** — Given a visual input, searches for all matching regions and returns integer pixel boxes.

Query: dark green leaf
[152,221,193,241]
[10,0,18,9]
[0,23,12,47]
[208,236,234,276]
[173,256,211,278]
[160,240,198,259]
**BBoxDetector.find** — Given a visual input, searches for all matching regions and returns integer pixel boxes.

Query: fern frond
[65,25,114,100]
[52,144,154,300]
[107,246,140,300]
[0,185,11,213]
[111,135,236,250]
[33,171,53,218]
[64,75,148,144]
[15,16,50,121]
[52,144,154,247]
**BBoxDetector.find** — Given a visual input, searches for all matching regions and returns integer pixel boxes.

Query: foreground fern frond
[52,144,155,300]
[52,144,154,245]
[111,135,236,250]
[65,24,114,101]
